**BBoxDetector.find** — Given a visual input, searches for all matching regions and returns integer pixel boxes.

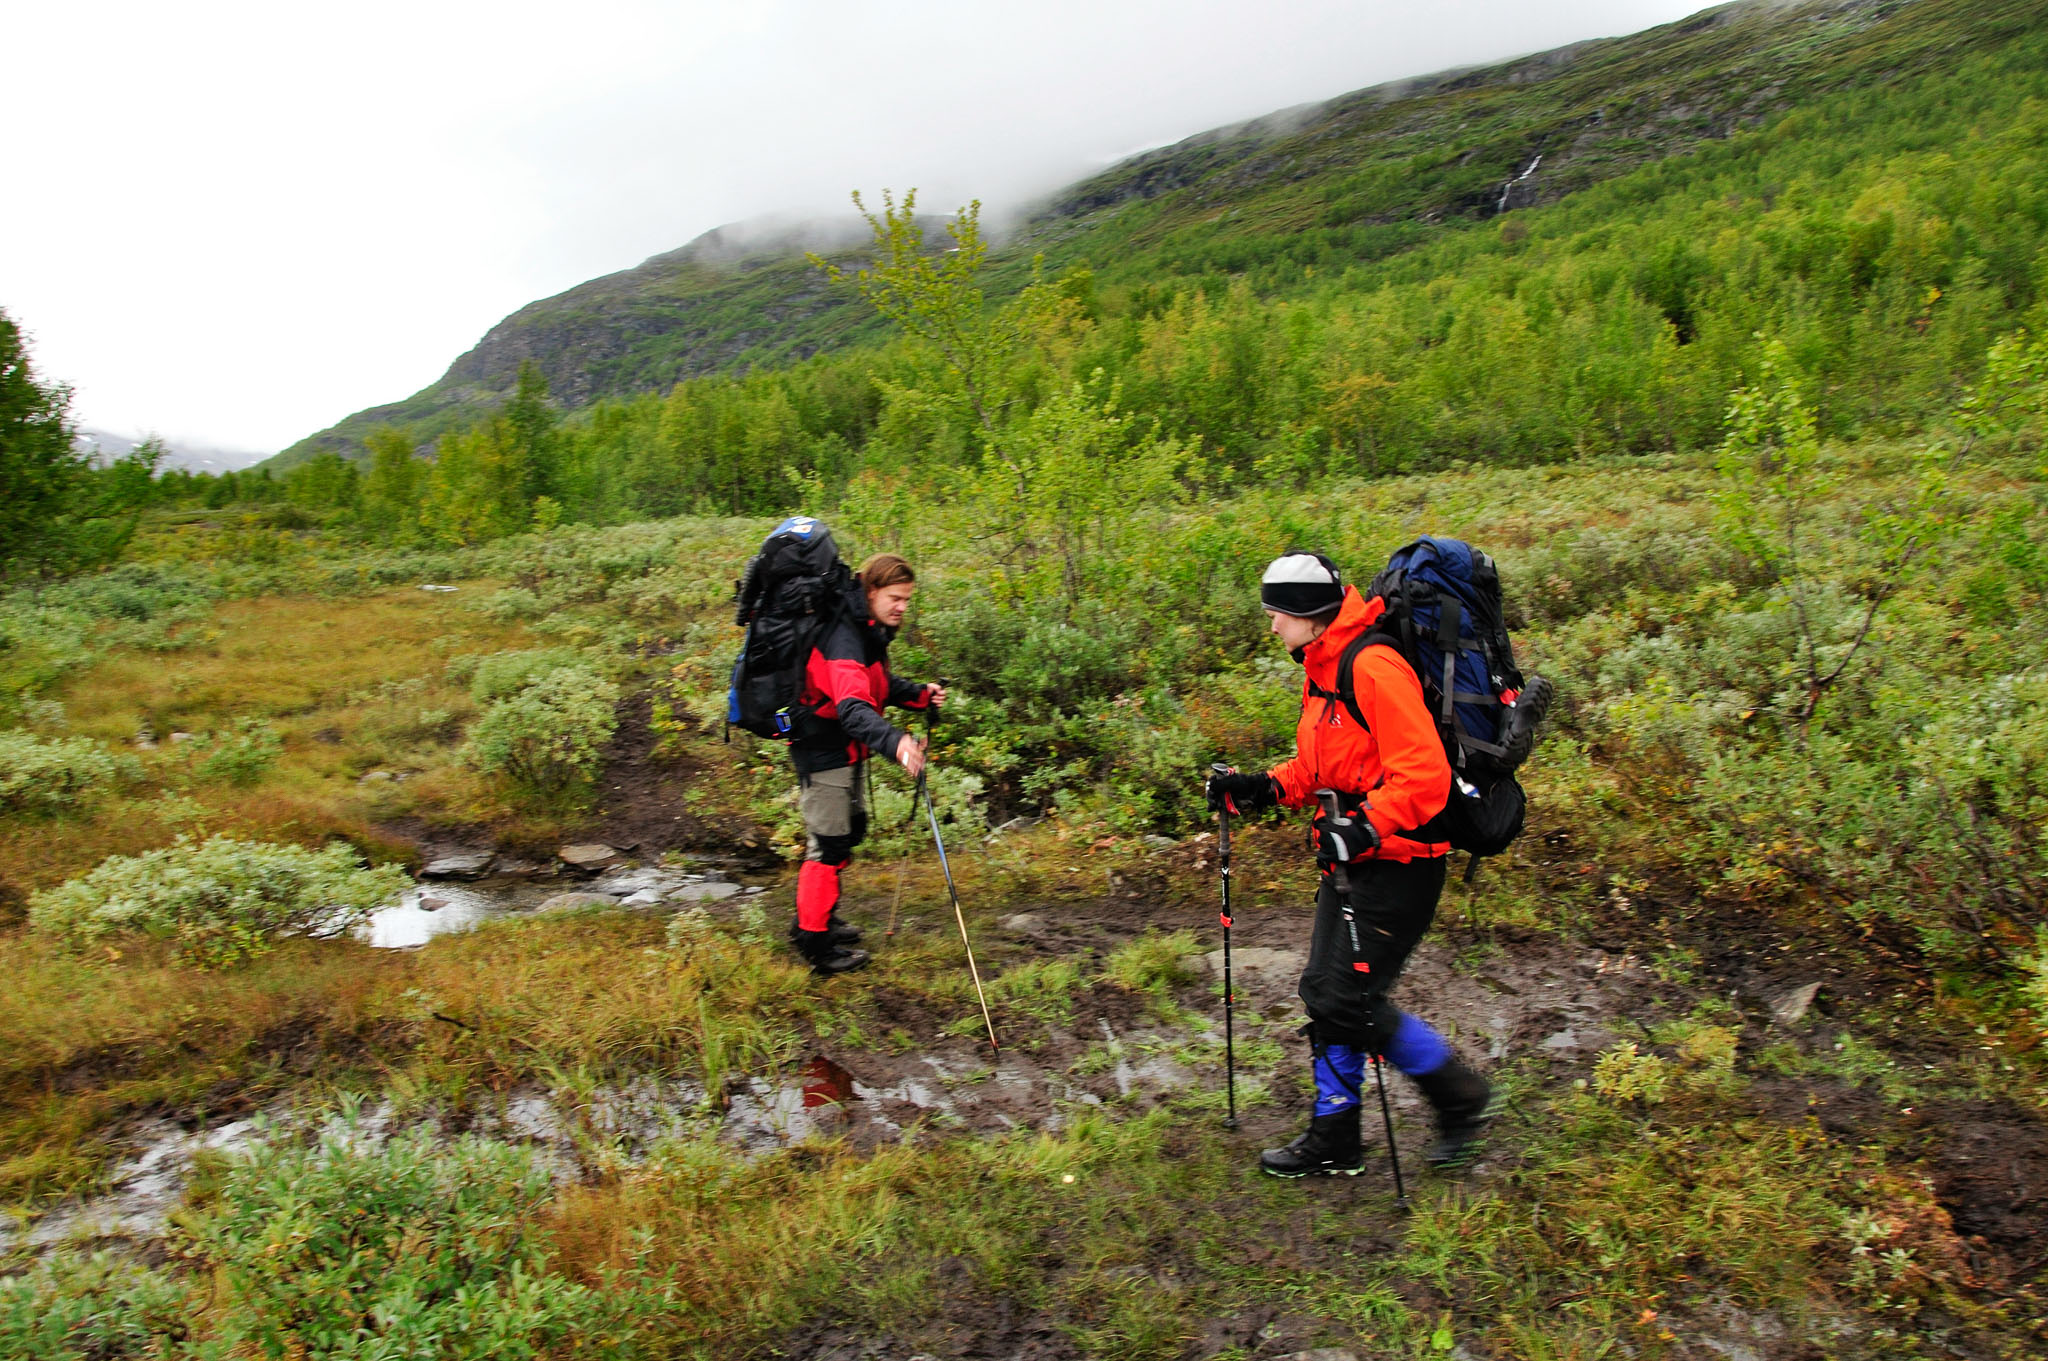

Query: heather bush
[189,717,283,787]
[461,646,589,703]
[465,665,620,795]
[28,835,409,967]
[0,730,134,814]
[177,1121,622,1360]
[0,1251,201,1361]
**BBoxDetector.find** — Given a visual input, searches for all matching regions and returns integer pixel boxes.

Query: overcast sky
[5,0,1711,456]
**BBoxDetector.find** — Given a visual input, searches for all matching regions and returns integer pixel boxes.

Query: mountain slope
[277,0,2036,468]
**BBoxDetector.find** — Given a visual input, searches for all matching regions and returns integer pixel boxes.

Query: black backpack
[1317,536,1555,871]
[726,516,851,740]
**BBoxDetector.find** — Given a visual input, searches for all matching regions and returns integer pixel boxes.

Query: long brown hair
[857,553,916,591]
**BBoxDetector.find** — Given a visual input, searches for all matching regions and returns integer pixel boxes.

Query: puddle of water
[802,1055,856,1108]
[359,878,566,949]
[7,1030,1206,1254]
[358,866,765,950]
[3,1114,272,1252]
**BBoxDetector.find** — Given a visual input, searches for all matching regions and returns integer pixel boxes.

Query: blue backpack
[1320,536,1554,867]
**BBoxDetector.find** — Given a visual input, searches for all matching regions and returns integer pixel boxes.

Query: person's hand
[1205,768,1277,814]
[897,734,928,778]
[1310,809,1378,862]
[926,684,948,709]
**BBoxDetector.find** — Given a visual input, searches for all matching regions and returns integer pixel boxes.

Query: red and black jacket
[791,588,933,774]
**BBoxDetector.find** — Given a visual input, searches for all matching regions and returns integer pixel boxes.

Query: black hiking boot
[1258,1108,1363,1178]
[1412,1056,1494,1169]
[793,929,869,977]
[787,913,862,947]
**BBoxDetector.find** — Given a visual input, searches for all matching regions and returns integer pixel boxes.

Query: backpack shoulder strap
[1312,633,1374,732]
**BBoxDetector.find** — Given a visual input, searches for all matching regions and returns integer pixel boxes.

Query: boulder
[591,867,689,896]
[672,881,741,902]
[357,770,393,784]
[558,843,622,870]
[619,889,665,908]
[421,851,495,879]
[1000,912,1048,934]
[539,891,618,913]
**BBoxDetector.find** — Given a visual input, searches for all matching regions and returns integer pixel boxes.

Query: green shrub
[176,1121,619,1360]
[476,585,544,621]
[462,647,588,703]
[465,665,619,795]
[189,718,283,787]
[27,835,409,967]
[0,730,133,814]
[0,1251,200,1361]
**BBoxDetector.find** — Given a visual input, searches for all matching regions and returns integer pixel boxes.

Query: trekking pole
[1316,788,1408,1209]
[1371,1053,1410,1211]
[1210,763,1240,1131]
[920,713,998,1053]
[887,758,921,939]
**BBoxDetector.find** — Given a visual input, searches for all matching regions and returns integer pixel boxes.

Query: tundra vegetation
[3,2,2048,1355]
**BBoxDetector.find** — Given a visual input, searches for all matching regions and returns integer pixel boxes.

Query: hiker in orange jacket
[1207,551,1494,1176]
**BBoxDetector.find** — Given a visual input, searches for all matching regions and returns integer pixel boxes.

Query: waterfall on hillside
[1497,154,1543,214]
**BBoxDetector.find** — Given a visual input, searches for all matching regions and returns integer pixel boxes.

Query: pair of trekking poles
[1212,766,1407,1206]
[883,738,1405,1202]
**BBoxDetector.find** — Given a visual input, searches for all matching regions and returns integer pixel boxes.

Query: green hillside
[274,221,896,468]
[278,0,2038,472]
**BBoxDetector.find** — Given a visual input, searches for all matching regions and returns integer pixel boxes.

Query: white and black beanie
[1260,551,1344,617]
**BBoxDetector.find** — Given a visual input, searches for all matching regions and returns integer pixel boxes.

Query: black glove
[1311,809,1379,862]
[1206,768,1278,814]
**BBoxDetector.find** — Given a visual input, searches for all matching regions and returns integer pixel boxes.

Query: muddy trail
[751,828,2048,1360]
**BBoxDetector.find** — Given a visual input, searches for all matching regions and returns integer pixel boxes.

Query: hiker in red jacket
[788,552,944,975]
[1207,552,1494,1176]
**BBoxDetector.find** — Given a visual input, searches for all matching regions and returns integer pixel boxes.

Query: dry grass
[1,587,534,896]
[0,933,400,1200]
[0,914,823,1205]
[57,591,504,741]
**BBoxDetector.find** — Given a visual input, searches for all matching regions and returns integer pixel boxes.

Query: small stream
[5,856,1217,1257]
[359,862,762,949]
[4,1024,1204,1256]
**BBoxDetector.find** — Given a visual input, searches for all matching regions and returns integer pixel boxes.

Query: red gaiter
[796,859,842,932]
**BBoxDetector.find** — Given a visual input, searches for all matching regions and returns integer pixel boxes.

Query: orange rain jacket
[1267,585,1452,862]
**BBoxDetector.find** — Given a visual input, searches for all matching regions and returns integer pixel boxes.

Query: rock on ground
[539,892,619,913]
[421,851,495,879]
[558,843,622,870]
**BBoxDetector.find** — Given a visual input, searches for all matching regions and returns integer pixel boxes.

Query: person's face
[1266,607,1324,652]
[868,581,915,628]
